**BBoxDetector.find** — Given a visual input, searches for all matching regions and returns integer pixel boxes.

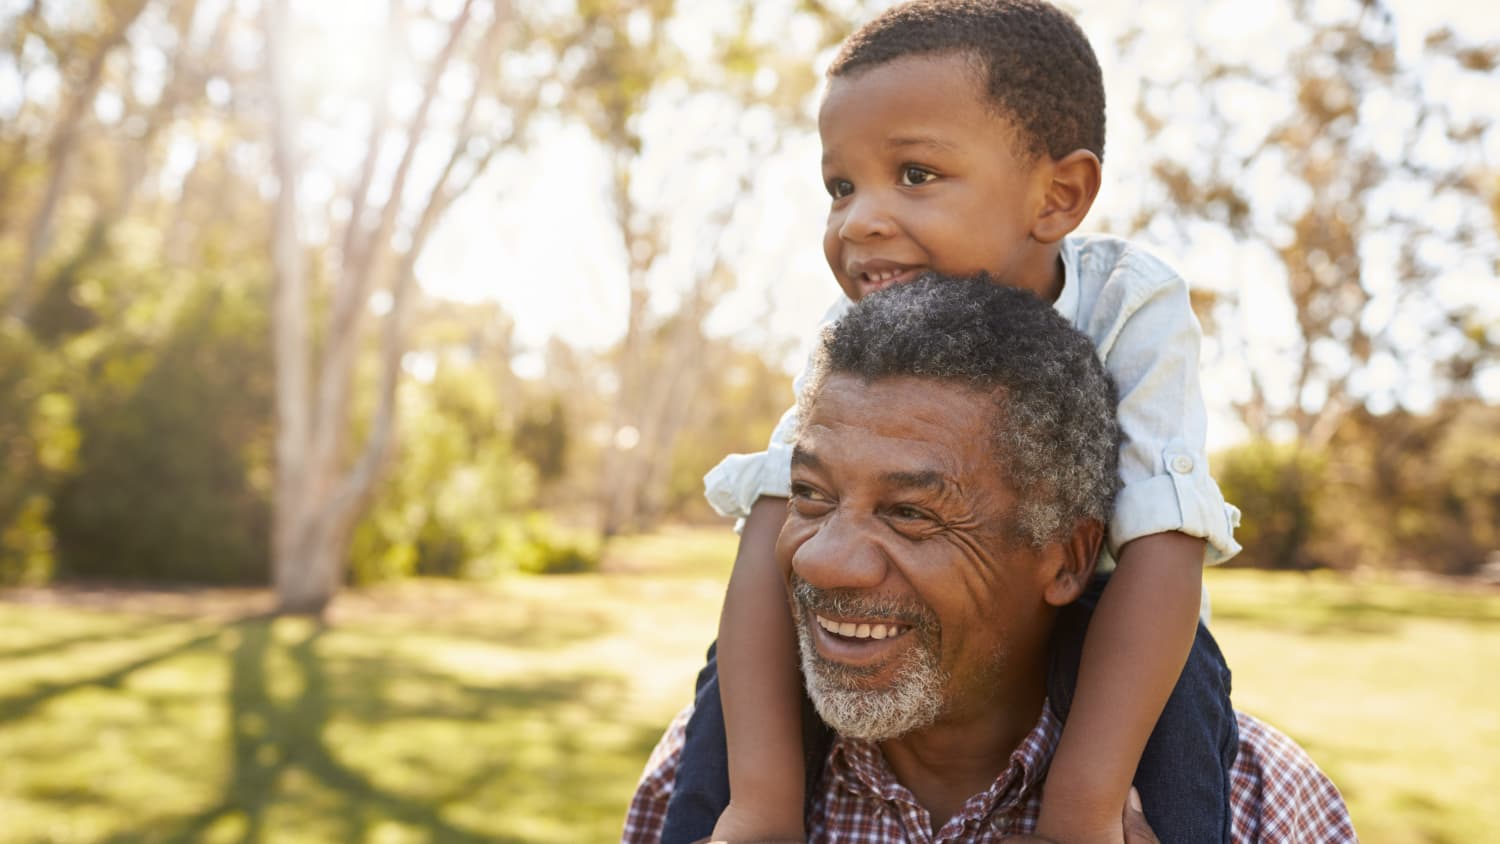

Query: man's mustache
[789,575,939,635]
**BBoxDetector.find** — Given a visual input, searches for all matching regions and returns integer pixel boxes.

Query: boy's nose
[790,510,891,593]
[838,192,895,241]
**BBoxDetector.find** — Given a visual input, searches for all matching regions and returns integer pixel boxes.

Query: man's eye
[791,482,825,501]
[900,166,936,186]
[826,179,854,199]
[889,504,929,521]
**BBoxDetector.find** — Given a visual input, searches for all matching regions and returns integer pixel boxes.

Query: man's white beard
[792,581,949,742]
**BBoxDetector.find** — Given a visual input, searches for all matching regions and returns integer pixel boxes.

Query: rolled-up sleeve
[702,405,800,519]
[703,298,849,521]
[1096,270,1241,565]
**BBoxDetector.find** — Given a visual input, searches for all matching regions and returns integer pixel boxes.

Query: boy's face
[819,53,1057,302]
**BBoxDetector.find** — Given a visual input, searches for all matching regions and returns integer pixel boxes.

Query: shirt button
[1170,455,1195,474]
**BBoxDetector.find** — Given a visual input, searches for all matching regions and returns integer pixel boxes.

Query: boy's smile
[819,53,1063,303]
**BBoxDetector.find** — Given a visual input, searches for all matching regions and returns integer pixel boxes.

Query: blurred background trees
[0,0,1495,599]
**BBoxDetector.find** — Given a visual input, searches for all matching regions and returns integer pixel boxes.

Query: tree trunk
[5,0,150,323]
[261,0,502,614]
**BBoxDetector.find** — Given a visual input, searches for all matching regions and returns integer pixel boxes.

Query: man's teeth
[865,268,904,283]
[816,614,905,640]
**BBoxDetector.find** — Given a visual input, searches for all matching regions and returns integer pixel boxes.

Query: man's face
[777,374,1061,741]
[819,53,1054,303]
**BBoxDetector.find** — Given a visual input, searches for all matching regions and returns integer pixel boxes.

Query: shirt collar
[825,702,1062,822]
[1053,238,1081,324]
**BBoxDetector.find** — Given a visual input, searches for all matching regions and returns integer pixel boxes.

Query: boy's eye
[900,166,937,186]
[826,179,854,199]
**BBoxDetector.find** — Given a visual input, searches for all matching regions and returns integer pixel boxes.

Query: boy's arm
[1035,531,1204,844]
[1035,251,1231,842]
[711,495,808,841]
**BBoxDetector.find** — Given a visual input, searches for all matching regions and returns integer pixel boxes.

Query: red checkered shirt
[622,703,1356,843]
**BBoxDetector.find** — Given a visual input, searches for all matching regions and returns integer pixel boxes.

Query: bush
[1215,440,1328,569]
[50,286,272,584]
[508,513,599,575]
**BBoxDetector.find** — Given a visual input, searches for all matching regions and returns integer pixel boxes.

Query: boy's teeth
[815,614,905,640]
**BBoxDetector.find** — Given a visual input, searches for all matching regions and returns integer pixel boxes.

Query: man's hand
[1121,788,1160,844]
[1006,788,1158,844]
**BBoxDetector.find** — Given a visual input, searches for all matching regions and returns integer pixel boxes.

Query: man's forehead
[798,374,998,475]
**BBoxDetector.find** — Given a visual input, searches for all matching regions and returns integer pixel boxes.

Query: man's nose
[790,510,891,592]
[838,191,894,242]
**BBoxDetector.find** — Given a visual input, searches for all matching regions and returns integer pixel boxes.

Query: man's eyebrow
[882,469,949,493]
[790,446,823,470]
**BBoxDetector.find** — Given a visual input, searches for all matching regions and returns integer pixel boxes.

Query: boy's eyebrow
[820,134,959,166]
[885,134,959,153]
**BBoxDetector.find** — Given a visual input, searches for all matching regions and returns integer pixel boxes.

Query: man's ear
[1031,149,1101,245]
[1042,517,1104,607]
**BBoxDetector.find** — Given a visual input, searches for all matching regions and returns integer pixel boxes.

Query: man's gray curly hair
[799,274,1121,547]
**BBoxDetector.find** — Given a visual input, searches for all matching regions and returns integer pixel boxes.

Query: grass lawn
[1,527,1496,842]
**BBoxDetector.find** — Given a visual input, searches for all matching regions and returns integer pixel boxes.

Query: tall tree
[4,0,152,323]
[1122,0,1498,447]
[564,0,853,536]
[261,0,532,613]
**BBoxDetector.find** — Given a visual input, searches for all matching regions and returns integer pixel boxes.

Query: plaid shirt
[622,704,1356,843]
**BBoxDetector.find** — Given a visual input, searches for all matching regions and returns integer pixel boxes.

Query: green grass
[0,529,1496,842]
[1205,569,1500,844]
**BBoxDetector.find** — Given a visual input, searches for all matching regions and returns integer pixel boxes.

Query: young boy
[663,2,1242,842]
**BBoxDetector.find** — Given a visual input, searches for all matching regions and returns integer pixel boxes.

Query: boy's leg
[661,642,834,843]
[662,643,731,844]
[1048,575,1238,844]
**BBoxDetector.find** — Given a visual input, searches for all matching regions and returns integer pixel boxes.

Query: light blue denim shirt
[704,233,1242,573]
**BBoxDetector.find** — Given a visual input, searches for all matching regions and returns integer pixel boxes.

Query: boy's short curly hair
[828,0,1106,163]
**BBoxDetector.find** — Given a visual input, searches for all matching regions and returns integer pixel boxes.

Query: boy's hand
[1007,789,1157,844]
[709,800,806,844]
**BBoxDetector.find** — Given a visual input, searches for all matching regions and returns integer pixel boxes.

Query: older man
[625,277,1354,843]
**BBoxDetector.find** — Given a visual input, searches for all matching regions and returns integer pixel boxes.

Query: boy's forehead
[818,52,1026,149]
[822,50,987,110]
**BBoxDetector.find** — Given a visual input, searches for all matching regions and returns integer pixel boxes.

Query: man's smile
[814,614,911,640]
[793,578,936,675]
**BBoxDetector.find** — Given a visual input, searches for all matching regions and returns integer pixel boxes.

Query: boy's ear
[1031,149,1101,245]
[1041,517,1104,607]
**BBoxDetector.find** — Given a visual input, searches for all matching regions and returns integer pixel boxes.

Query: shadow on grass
[0,625,230,723]
[84,617,644,843]
[0,618,177,662]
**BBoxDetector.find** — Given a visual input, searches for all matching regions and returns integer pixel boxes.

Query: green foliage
[509,513,601,575]
[350,361,600,582]
[1318,403,1500,574]
[663,345,795,521]
[0,327,78,585]
[514,396,571,484]
[1215,439,1328,569]
[50,281,273,584]
[1217,401,1500,573]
